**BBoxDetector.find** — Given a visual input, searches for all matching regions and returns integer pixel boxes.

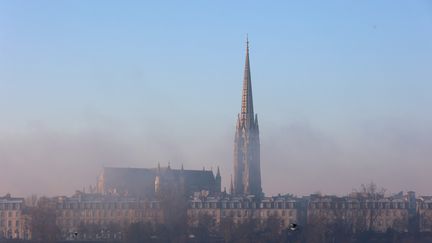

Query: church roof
[99,166,217,198]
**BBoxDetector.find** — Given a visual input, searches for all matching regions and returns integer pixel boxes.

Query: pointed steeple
[215,166,222,192]
[233,37,262,198]
[241,35,254,125]
[230,175,234,195]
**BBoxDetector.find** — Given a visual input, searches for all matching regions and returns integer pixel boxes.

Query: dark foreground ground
[2,233,432,243]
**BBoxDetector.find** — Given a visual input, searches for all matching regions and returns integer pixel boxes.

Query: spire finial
[246,34,249,51]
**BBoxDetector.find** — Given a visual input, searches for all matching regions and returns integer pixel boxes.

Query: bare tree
[157,184,188,241]
[355,182,387,232]
[28,197,60,243]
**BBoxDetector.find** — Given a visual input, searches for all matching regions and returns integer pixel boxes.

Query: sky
[0,1,431,197]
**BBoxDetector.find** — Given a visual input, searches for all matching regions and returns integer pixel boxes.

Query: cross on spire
[246,33,249,50]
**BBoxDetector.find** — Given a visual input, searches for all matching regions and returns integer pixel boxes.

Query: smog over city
[0,1,431,242]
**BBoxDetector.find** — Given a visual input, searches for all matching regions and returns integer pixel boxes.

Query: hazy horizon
[1,1,431,197]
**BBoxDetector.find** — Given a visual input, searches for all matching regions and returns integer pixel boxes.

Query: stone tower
[215,166,221,192]
[233,38,262,197]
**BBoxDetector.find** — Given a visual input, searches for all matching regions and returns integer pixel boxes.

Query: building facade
[188,194,298,228]
[97,164,221,198]
[306,194,413,233]
[233,39,262,197]
[418,196,432,232]
[0,194,30,240]
[187,191,426,233]
[55,192,163,240]
[22,191,432,241]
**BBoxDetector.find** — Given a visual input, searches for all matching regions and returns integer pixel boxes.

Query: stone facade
[55,192,163,240]
[187,191,428,233]
[306,194,412,233]
[418,196,432,232]
[188,195,298,228]
[0,195,30,240]
[19,191,432,240]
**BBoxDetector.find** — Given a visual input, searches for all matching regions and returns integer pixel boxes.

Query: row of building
[3,191,432,240]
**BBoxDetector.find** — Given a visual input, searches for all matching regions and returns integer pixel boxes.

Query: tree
[157,181,189,241]
[219,217,236,242]
[123,222,154,243]
[28,197,60,243]
[188,213,216,242]
[355,182,387,232]
[231,218,260,243]
[259,216,284,243]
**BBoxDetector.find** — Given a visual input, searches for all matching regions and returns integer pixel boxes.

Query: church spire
[241,35,254,125]
[233,37,262,198]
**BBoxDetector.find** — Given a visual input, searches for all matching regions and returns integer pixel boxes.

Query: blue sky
[0,1,431,196]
